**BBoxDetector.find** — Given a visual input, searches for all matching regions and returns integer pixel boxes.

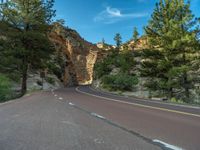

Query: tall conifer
[141,0,199,101]
[0,0,56,94]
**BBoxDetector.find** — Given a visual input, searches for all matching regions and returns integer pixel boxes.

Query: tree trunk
[21,61,28,95]
[183,72,190,100]
[168,87,173,99]
[21,22,30,95]
[182,53,190,101]
[167,77,173,99]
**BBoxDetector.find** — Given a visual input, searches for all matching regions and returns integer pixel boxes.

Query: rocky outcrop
[48,24,149,87]
[96,42,115,51]
[123,36,149,51]
[49,23,99,86]
[97,36,149,52]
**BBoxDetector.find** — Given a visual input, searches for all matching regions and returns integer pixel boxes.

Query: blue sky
[54,0,200,45]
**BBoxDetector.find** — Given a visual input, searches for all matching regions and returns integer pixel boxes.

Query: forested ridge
[95,0,200,104]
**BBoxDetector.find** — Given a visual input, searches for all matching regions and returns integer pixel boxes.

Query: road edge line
[76,87,200,118]
[89,86,200,109]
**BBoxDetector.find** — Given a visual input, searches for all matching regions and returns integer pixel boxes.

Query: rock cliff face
[49,23,99,86]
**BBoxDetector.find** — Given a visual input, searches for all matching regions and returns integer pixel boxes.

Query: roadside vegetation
[94,50,139,91]
[0,0,59,101]
[0,74,11,102]
[0,0,199,105]
[94,0,200,104]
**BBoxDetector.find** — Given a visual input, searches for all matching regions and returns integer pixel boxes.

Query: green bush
[0,74,12,102]
[102,74,138,91]
[37,80,43,86]
[6,73,20,83]
[45,77,55,85]
[94,51,136,79]
[170,97,184,104]
[114,52,135,73]
[94,58,113,79]
[47,61,63,80]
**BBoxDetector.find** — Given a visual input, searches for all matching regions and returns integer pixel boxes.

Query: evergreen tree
[0,74,11,101]
[0,0,56,94]
[102,38,105,48]
[114,33,122,51]
[133,27,139,42]
[102,38,105,44]
[141,0,199,101]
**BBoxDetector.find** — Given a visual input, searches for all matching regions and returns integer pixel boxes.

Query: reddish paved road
[56,86,200,150]
[0,89,162,150]
[0,86,200,150]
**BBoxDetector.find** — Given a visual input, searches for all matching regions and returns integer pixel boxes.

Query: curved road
[0,86,200,150]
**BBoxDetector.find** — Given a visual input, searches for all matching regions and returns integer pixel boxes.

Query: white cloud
[94,6,148,24]
[106,7,122,17]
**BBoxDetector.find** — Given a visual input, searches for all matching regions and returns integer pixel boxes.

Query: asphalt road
[0,86,200,150]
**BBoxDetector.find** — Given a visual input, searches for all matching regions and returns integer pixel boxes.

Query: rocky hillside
[49,24,149,87]
[96,42,115,51]
[97,36,149,52]
[49,23,100,86]
[121,36,149,51]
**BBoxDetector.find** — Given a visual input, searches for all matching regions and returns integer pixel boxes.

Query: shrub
[94,51,136,79]
[6,72,20,83]
[170,97,184,104]
[102,74,138,91]
[45,77,55,85]
[94,50,138,91]
[94,58,113,79]
[37,80,43,86]
[114,52,135,73]
[0,74,12,102]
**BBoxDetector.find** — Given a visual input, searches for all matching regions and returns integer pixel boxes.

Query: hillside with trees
[0,0,100,102]
[94,0,200,104]
[0,0,199,105]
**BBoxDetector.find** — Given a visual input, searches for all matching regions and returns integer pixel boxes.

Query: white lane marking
[12,114,20,118]
[94,138,104,144]
[89,86,200,109]
[54,94,57,97]
[61,121,78,126]
[69,102,75,106]
[91,113,105,119]
[153,139,183,150]
[76,87,200,118]
[59,97,63,100]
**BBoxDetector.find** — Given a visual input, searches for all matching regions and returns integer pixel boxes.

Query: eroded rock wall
[49,23,99,86]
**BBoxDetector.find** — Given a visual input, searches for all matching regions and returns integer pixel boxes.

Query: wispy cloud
[94,6,148,24]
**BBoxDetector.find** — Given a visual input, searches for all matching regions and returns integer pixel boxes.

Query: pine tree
[114,33,122,51]
[0,0,56,94]
[102,38,105,48]
[141,0,199,101]
[102,38,105,44]
[133,27,139,42]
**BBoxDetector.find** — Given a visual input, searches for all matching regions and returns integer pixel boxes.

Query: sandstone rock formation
[97,36,149,52]
[123,36,149,51]
[96,42,115,51]
[49,23,99,86]
[48,24,149,87]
